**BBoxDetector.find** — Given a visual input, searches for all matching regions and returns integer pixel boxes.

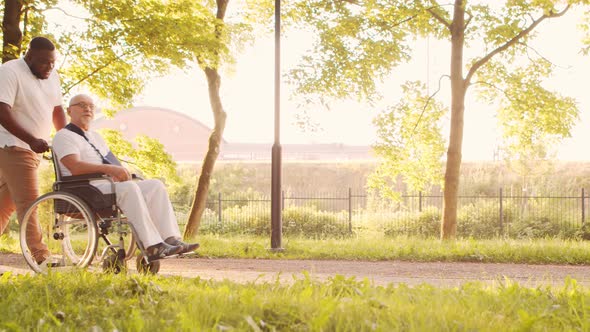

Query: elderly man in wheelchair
[19,94,198,273]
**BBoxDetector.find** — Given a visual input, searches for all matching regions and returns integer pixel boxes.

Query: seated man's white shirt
[0,58,62,150]
[52,129,107,177]
[52,128,181,247]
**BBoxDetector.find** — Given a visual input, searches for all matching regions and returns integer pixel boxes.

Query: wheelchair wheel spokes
[61,215,91,265]
[20,192,98,273]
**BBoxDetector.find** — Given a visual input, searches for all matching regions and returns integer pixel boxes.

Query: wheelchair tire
[136,255,160,274]
[20,191,98,273]
[125,235,137,261]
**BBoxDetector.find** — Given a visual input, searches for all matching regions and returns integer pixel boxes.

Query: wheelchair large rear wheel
[20,191,98,273]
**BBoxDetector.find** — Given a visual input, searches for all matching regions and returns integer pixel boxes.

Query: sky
[133,4,590,162]
[54,2,590,161]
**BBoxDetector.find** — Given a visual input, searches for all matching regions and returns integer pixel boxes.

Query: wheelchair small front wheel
[20,191,98,273]
[136,254,160,274]
[103,249,126,274]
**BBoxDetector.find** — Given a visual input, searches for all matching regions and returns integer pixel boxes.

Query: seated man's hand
[104,165,132,182]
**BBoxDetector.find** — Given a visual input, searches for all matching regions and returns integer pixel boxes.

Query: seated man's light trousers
[94,179,181,248]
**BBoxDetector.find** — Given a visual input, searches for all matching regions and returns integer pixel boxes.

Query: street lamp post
[271,0,283,250]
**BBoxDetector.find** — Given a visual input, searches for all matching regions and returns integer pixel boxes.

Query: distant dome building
[92,106,375,162]
[92,106,220,162]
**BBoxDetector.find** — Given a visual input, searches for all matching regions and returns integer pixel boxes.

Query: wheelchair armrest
[59,173,112,183]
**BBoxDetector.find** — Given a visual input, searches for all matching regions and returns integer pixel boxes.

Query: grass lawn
[194,234,590,264]
[2,234,590,330]
[0,271,588,331]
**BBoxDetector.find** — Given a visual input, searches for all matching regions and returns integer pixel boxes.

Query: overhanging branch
[44,7,90,21]
[411,74,450,137]
[63,48,135,94]
[470,80,509,100]
[521,41,567,70]
[465,5,570,85]
[428,8,451,29]
[464,9,473,29]
[427,0,452,29]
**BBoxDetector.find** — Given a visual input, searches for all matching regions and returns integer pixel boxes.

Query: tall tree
[183,0,229,238]
[2,0,23,63]
[283,0,583,239]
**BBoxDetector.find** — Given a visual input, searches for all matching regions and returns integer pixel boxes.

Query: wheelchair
[19,149,161,274]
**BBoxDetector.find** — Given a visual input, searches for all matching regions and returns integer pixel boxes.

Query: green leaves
[56,0,225,109]
[370,81,446,195]
[476,60,578,162]
[286,0,415,102]
[99,129,179,184]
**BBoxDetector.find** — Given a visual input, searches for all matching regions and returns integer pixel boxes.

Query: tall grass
[194,235,590,264]
[0,271,588,331]
[3,234,590,264]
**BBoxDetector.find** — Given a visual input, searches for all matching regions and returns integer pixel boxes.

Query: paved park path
[1,252,589,287]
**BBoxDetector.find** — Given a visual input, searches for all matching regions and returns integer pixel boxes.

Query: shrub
[202,203,270,236]
[457,201,506,239]
[383,207,441,238]
[282,207,350,238]
[509,216,578,239]
[505,198,580,239]
[381,202,517,239]
[574,222,590,240]
[199,205,351,238]
[509,216,562,238]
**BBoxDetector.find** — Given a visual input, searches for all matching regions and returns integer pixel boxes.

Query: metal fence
[174,188,589,238]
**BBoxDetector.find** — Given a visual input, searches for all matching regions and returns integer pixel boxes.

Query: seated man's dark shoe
[165,236,200,254]
[146,242,183,261]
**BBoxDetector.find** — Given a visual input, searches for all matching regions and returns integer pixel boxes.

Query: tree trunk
[1,0,23,235]
[183,0,229,239]
[441,0,466,240]
[183,68,227,239]
[2,0,24,63]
